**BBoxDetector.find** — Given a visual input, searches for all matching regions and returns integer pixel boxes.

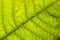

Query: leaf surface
[0,0,60,40]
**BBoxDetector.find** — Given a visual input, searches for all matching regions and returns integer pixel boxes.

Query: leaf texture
[0,0,60,40]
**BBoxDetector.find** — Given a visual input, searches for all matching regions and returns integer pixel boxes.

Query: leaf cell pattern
[0,0,60,40]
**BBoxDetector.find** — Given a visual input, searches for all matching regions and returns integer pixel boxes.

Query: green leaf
[0,0,60,40]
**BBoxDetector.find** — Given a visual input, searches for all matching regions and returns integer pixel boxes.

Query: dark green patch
[57,36,60,40]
